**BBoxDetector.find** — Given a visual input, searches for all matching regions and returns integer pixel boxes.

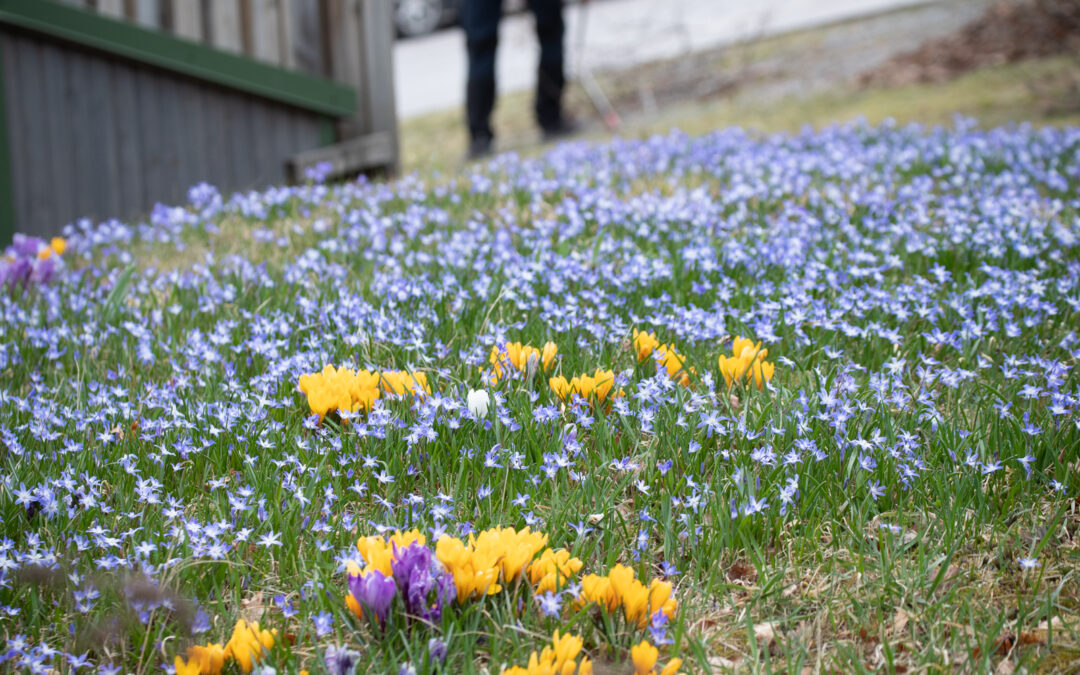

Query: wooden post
[355,0,397,173]
[324,0,366,140]
[324,0,398,173]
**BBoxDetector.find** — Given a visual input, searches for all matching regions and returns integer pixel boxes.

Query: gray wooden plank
[110,59,144,223]
[134,0,163,29]
[249,0,282,65]
[209,0,243,53]
[42,41,72,231]
[171,0,203,41]
[289,131,394,180]
[84,54,121,219]
[1,33,27,234]
[290,0,324,75]
[357,0,399,171]
[248,95,272,184]
[277,0,295,70]
[200,84,232,192]
[134,66,165,211]
[325,0,365,138]
[65,50,95,222]
[157,75,183,204]
[226,94,250,192]
[182,79,207,195]
[96,0,125,17]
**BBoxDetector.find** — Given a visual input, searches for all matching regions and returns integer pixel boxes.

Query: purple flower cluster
[390,543,455,623]
[348,570,397,624]
[0,235,65,290]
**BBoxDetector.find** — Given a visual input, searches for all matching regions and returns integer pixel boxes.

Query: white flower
[467,389,490,418]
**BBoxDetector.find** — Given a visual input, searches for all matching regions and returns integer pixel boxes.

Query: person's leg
[527,0,566,132]
[461,0,502,148]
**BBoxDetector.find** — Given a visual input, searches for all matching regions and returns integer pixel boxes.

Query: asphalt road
[394,0,936,118]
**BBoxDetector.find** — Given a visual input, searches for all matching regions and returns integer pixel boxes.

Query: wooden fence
[0,0,399,240]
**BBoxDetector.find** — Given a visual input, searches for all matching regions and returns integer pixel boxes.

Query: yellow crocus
[174,656,200,675]
[633,330,660,362]
[718,336,776,390]
[631,640,659,675]
[185,643,226,674]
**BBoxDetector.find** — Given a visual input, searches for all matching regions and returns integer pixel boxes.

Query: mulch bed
[859,0,1080,87]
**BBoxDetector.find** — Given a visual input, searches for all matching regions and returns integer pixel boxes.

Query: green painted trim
[0,46,14,245]
[319,117,337,147]
[0,0,356,118]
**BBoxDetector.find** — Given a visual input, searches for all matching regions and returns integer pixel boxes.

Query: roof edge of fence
[0,0,357,118]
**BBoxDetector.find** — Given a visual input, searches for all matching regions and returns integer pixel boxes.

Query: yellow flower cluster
[528,547,584,594]
[549,369,619,404]
[632,329,660,362]
[577,564,677,628]
[717,336,775,390]
[436,526,549,602]
[630,640,683,675]
[633,330,693,387]
[489,341,558,382]
[656,344,693,387]
[379,370,432,397]
[174,620,276,675]
[502,631,593,675]
[37,237,66,260]
[297,366,430,418]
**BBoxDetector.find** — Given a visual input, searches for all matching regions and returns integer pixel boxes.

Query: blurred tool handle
[573,0,621,132]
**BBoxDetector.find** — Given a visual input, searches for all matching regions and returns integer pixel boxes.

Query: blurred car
[394,0,459,38]
[394,0,534,38]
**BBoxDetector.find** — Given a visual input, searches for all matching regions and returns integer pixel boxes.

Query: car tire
[395,0,445,38]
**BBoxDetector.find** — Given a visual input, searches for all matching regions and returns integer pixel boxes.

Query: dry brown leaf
[754,621,778,646]
[892,607,910,634]
[709,656,739,671]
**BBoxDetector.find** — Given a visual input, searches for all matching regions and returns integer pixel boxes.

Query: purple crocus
[348,569,397,624]
[324,644,361,675]
[390,542,455,623]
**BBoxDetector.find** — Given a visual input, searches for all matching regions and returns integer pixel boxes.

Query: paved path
[394,0,936,118]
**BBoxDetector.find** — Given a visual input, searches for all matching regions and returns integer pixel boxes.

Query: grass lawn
[2,42,1080,675]
[402,53,1080,173]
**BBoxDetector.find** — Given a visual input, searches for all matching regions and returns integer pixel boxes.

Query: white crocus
[467,389,491,418]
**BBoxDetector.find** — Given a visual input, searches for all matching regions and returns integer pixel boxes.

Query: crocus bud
[467,389,490,418]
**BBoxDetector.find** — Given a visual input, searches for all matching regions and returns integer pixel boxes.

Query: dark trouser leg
[462,0,502,142]
[528,0,565,131]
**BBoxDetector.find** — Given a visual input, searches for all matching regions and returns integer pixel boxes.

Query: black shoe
[467,135,493,161]
[541,117,580,142]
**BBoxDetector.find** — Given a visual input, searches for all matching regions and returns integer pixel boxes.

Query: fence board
[84,52,121,218]
[43,42,72,229]
[209,0,243,53]
[110,58,144,222]
[133,0,161,29]
[171,0,202,41]
[276,0,295,70]
[1,34,28,231]
[65,49,94,220]
[289,0,324,75]
[96,0,124,17]
[325,0,365,137]
[249,0,282,64]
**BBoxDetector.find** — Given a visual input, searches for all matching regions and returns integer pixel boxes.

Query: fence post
[324,0,398,174]
[355,0,398,174]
